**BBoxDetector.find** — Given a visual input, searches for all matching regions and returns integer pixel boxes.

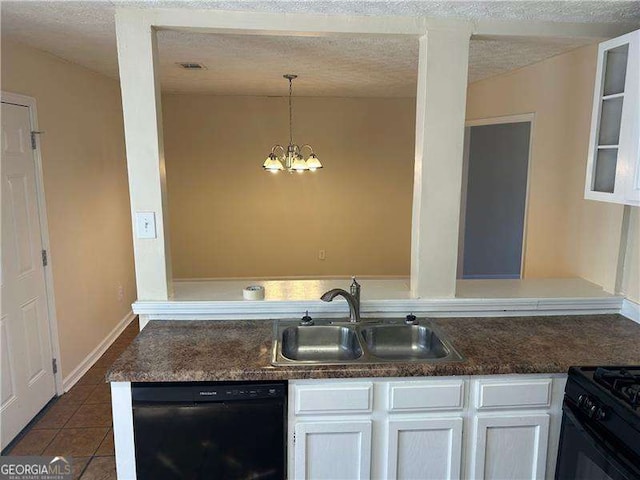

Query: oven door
[555,401,640,480]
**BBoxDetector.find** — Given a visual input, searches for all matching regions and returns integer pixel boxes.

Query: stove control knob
[577,394,588,407]
[595,407,606,420]
[589,405,598,418]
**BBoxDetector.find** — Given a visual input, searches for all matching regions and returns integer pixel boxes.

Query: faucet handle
[350,276,361,300]
[300,310,314,326]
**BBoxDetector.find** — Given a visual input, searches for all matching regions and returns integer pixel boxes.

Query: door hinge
[293,432,295,444]
[30,130,44,150]
[41,249,48,267]
[52,358,58,374]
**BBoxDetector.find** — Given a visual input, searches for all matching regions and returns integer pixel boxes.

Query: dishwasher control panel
[132,381,287,403]
[197,383,286,401]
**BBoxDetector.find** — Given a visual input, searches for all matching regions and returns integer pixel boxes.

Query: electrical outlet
[318,249,326,260]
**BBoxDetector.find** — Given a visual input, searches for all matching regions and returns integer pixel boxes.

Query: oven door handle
[562,402,639,478]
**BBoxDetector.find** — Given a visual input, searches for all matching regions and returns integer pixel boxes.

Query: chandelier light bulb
[291,155,308,172]
[306,154,323,171]
[262,154,284,172]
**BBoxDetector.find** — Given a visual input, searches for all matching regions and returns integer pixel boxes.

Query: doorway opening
[457,114,534,280]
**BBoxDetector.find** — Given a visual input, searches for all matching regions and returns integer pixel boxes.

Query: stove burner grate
[594,367,640,409]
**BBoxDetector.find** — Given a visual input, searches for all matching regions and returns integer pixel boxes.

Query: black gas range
[556,366,640,480]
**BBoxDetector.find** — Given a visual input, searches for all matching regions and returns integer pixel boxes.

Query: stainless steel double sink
[271,318,464,366]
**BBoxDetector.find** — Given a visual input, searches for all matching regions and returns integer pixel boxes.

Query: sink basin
[272,318,463,366]
[281,325,363,362]
[360,324,449,360]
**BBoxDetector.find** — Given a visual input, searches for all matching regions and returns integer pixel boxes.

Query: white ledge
[132,278,623,320]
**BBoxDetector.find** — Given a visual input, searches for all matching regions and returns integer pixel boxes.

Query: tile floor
[4,318,139,480]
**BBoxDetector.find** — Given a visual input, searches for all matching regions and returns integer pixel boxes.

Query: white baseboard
[62,310,135,392]
[621,298,640,324]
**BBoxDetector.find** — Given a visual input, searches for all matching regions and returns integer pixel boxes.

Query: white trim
[521,115,536,278]
[111,382,136,480]
[472,19,637,40]
[621,298,640,324]
[119,7,446,36]
[118,7,634,39]
[133,296,623,320]
[1,91,63,395]
[461,113,535,280]
[465,113,535,127]
[174,275,407,282]
[457,127,471,279]
[62,311,135,391]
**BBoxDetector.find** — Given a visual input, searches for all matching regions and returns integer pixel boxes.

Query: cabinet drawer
[475,379,552,410]
[294,383,373,415]
[388,380,465,412]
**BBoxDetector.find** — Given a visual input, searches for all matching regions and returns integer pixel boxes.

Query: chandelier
[262,74,323,173]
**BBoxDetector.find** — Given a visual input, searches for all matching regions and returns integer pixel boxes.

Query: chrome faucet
[320,277,361,323]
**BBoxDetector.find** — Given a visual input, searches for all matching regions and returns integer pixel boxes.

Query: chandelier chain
[288,77,293,146]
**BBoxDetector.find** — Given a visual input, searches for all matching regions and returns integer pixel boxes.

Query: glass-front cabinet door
[585,30,640,206]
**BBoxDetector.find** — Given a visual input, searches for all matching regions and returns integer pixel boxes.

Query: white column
[111,382,136,479]
[411,27,471,298]
[115,11,172,300]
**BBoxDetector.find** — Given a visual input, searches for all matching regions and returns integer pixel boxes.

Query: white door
[387,417,463,480]
[471,414,550,480]
[1,100,56,448]
[294,420,372,480]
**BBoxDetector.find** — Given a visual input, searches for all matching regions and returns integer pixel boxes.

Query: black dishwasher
[132,381,287,480]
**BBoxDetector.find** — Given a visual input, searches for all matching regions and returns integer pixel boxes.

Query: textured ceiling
[155,30,591,96]
[157,31,419,96]
[2,1,639,97]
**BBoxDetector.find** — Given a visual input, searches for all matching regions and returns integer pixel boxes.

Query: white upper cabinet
[585,29,640,206]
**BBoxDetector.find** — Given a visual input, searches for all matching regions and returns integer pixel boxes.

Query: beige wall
[163,95,415,278]
[621,207,640,303]
[164,44,633,293]
[1,41,136,378]
[466,44,625,290]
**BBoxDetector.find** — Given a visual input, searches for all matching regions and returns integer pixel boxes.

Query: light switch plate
[136,212,157,239]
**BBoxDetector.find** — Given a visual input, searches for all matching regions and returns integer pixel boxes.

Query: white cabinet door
[585,29,640,205]
[294,420,372,480]
[387,417,463,480]
[471,414,550,480]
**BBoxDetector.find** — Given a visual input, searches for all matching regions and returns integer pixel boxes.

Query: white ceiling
[2,1,639,97]
[154,31,592,96]
[158,31,421,96]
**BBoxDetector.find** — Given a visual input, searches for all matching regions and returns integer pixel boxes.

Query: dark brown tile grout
[75,458,91,480]
[5,318,138,480]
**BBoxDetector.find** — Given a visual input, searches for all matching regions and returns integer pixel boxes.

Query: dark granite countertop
[106,314,640,382]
